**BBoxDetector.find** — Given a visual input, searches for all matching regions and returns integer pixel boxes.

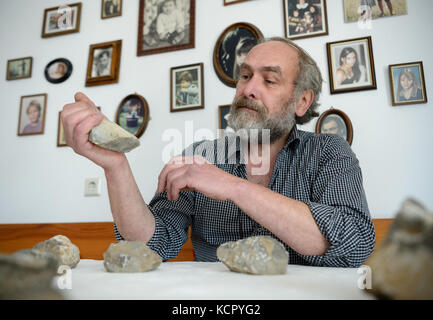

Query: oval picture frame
[315,108,353,145]
[213,22,264,88]
[44,58,73,84]
[115,93,150,139]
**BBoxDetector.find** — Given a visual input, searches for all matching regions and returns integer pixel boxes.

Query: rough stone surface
[89,119,140,153]
[103,241,162,273]
[0,251,63,299]
[217,236,289,275]
[366,198,433,300]
[33,235,80,268]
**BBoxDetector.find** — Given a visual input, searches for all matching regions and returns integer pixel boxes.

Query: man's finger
[74,92,96,108]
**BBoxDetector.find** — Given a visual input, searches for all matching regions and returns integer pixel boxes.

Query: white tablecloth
[58,259,373,300]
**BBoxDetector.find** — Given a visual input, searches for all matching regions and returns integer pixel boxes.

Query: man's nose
[241,76,259,100]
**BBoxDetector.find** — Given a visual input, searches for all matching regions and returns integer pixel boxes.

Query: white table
[57,259,374,300]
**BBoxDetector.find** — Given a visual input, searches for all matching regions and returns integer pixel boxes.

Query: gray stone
[366,198,433,300]
[217,236,289,275]
[0,251,63,299]
[103,241,162,273]
[89,119,140,153]
[33,235,80,268]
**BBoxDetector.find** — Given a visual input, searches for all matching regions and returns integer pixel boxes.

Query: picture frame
[137,0,195,56]
[85,40,122,87]
[218,104,234,137]
[389,61,428,106]
[343,0,407,23]
[315,108,353,145]
[283,0,329,40]
[326,36,377,94]
[213,22,264,88]
[170,63,204,112]
[41,2,82,38]
[6,57,32,80]
[18,94,47,136]
[101,0,122,19]
[224,0,250,5]
[115,94,150,138]
[45,58,73,84]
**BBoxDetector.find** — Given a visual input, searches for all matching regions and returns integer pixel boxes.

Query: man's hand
[61,92,126,170]
[157,155,242,201]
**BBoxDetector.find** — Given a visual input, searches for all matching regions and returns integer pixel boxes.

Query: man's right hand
[61,92,126,170]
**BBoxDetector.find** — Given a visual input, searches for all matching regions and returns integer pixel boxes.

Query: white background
[0,0,432,224]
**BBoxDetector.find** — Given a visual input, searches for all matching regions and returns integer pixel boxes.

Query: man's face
[322,120,339,134]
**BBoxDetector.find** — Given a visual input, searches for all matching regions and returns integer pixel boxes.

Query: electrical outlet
[84,178,101,196]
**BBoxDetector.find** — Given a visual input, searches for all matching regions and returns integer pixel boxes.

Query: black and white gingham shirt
[114,126,375,267]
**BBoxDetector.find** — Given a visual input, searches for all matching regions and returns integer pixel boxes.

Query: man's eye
[265,79,275,84]
[240,74,250,80]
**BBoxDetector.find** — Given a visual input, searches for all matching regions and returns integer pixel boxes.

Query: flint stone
[0,251,63,299]
[366,198,433,300]
[33,235,80,268]
[103,241,162,273]
[89,119,140,153]
[217,236,289,275]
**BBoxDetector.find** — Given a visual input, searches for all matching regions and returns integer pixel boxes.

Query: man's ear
[295,89,314,118]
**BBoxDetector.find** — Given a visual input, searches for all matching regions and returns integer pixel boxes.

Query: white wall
[0,0,432,224]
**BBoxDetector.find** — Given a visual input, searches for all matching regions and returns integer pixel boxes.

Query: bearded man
[61,37,375,267]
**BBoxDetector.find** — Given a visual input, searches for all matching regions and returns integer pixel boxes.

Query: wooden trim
[0,219,393,261]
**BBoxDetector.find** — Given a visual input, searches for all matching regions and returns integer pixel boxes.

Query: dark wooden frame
[326,36,377,94]
[6,57,33,80]
[115,94,150,139]
[101,0,122,19]
[389,61,428,107]
[41,2,82,38]
[224,0,250,5]
[85,40,122,87]
[213,22,264,88]
[17,93,48,136]
[283,0,329,40]
[45,58,73,84]
[170,63,204,113]
[137,0,195,56]
[315,108,353,145]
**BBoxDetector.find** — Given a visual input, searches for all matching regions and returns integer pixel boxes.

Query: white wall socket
[84,177,101,196]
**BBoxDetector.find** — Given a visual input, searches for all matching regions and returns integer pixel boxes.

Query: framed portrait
[45,58,73,84]
[389,61,428,106]
[326,36,376,94]
[343,0,407,23]
[213,22,264,88]
[41,2,82,38]
[218,104,235,137]
[115,94,150,138]
[315,108,353,145]
[170,63,204,112]
[85,40,122,87]
[137,0,195,56]
[283,0,329,40]
[224,0,250,5]
[102,0,122,19]
[6,57,32,80]
[18,94,47,136]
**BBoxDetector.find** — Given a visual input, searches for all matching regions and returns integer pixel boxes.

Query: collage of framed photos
[6,0,428,149]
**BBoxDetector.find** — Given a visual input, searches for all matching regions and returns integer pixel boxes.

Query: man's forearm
[104,156,155,243]
[229,179,330,256]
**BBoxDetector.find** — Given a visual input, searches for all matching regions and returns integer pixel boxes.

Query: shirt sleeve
[300,135,375,268]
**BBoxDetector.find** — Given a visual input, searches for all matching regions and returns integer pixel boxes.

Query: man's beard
[227,96,296,144]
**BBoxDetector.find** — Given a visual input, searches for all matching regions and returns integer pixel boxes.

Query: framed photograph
[218,104,235,137]
[343,0,407,23]
[137,0,195,56]
[315,108,353,145]
[170,63,204,112]
[389,61,427,106]
[224,0,250,5]
[18,94,47,136]
[85,40,122,87]
[6,57,32,80]
[213,22,264,88]
[102,0,122,19]
[42,2,82,38]
[115,94,150,138]
[45,58,73,84]
[283,0,329,40]
[326,36,376,94]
